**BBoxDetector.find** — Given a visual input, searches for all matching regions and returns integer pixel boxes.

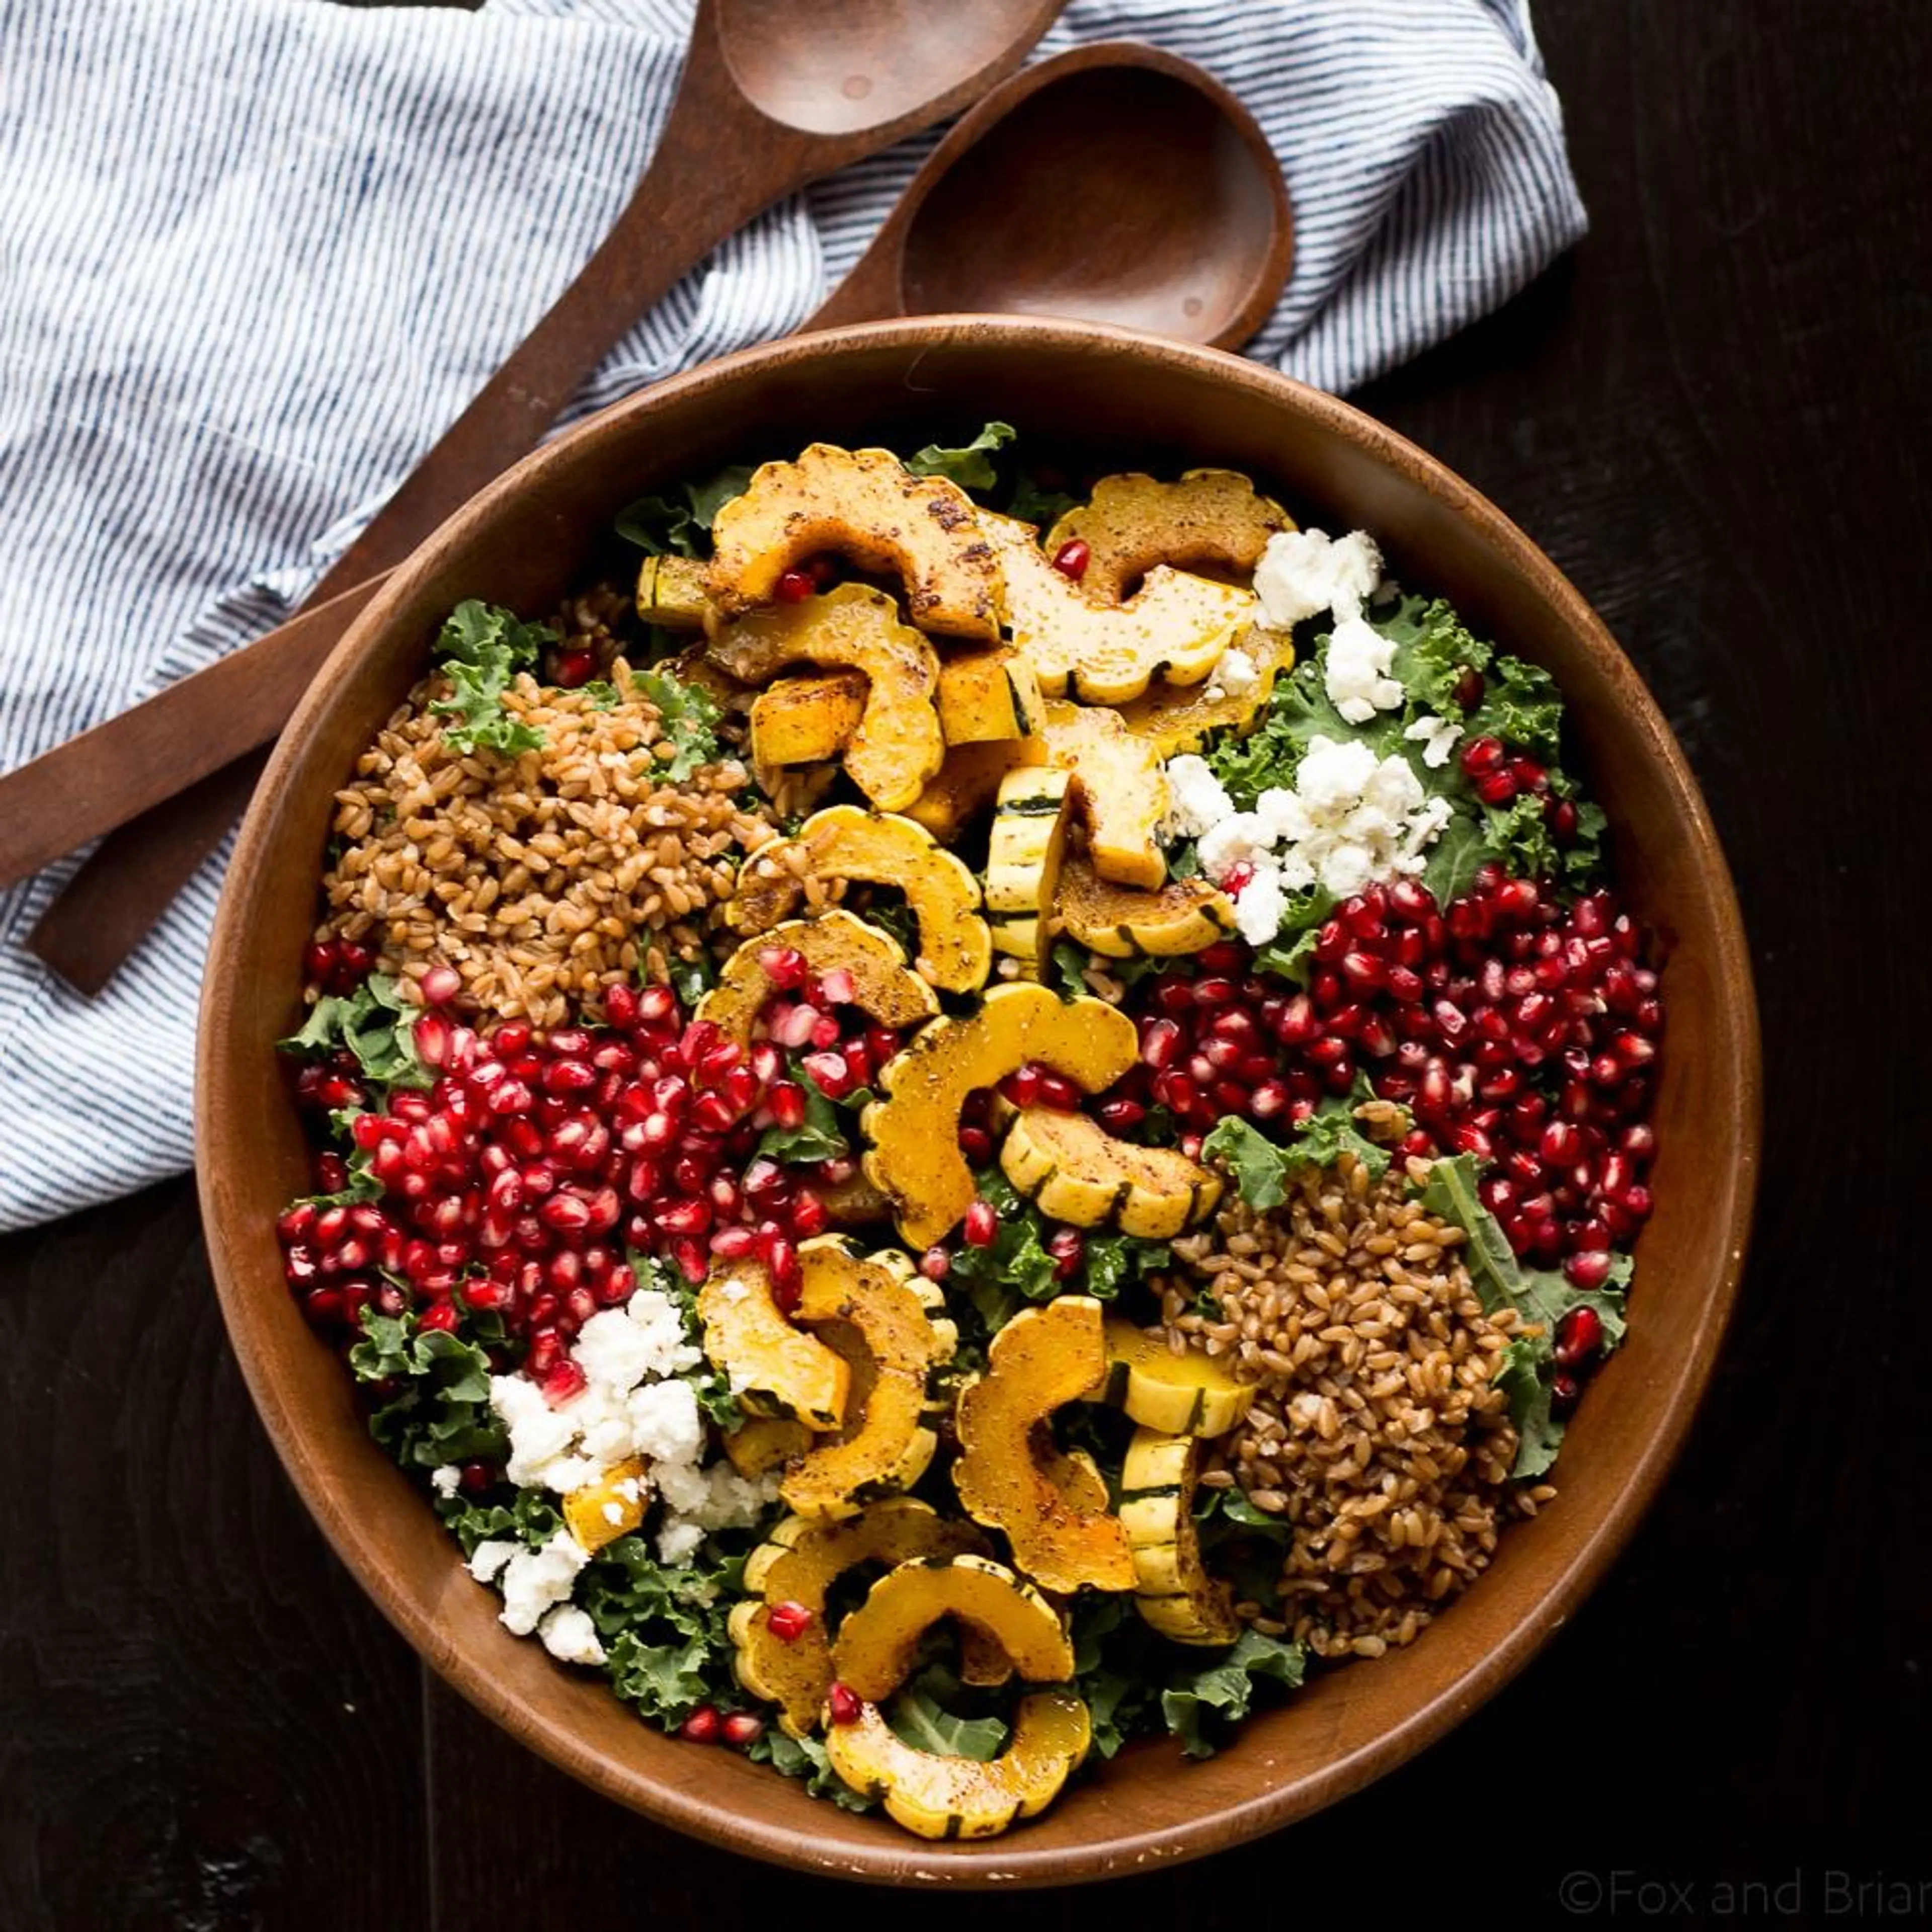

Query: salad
[275,426,1660,1840]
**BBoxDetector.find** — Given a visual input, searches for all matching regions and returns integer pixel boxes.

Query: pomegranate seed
[1546,796,1579,844]
[766,1601,814,1643]
[1051,538,1090,580]
[680,1705,723,1744]
[551,648,596,688]
[774,568,814,604]
[827,1682,864,1727]
[541,1359,588,1406]
[1512,758,1549,795]
[539,1193,593,1234]
[919,1246,950,1281]
[1140,1018,1183,1071]
[1034,1068,1083,1111]
[1621,1183,1654,1221]
[1550,1371,1582,1414]
[1461,736,1506,777]
[1222,861,1256,894]
[1002,1063,1043,1108]
[1248,1079,1291,1119]
[302,938,340,985]
[418,1301,461,1334]
[1191,977,1238,1007]
[766,1002,819,1050]
[721,1712,765,1748]
[1563,1251,1614,1294]
[1095,1097,1146,1133]
[802,1050,856,1100]
[963,1200,998,1248]
[766,1237,800,1307]
[1475,769,1518,807]
[709,1226,758,1260]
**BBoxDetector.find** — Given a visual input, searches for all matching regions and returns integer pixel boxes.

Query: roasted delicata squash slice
[936,644,1046,745]
[825,1687,1092,1841]
[561,1456,650,1555]
[697,1259,850,1430]
[1043,468,1293,603]
[722,1417,815,1480]
[634,552,712,630]
[953,1297,1137,1595]
[748,668,869,775]
[1057,850,1237,959]
[1039,699,1170,890]
[983,767,1075,973]
[698,910,938,1048]
[980,511,1255,705]
[814,1168,894,1229]
[726,807,992,996]
[1118,1426,1241,1646]
[1035,1432,1109,1514]
[904,736,1048,842]
[1114,624,1297,758]
[707,444,1003,640]
[833,1555,1075,1702]
[860,984,1138,1249]
[999,1105,1222,1240]
[1094,1319,1255,1438]
[780,1239,957,1519]
[708,584,943,810]
[729,1500,990,1737]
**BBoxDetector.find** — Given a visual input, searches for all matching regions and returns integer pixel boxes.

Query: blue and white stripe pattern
[0,0,1585,1230]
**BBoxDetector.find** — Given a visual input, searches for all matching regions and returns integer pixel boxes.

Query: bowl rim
[198,314,1761,1884]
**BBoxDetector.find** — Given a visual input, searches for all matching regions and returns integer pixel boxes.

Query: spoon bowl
[808,42,1294,349]
[717,0,1062,137]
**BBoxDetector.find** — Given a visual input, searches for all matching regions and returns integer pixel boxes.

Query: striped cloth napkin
[0,0,1586,1231]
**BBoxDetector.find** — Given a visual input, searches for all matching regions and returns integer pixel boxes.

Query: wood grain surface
[4,2,1927,1924]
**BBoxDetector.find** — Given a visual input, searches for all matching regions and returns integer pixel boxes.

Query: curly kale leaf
[349,1307,507,1473]
[615,462,755,558]
[1420,1153,1632,1476]
[428,600,552,756]
[1200,1099,1391,1209]
[278,971,434,1096]
[632,665,723,780]
[904,420,1016,492]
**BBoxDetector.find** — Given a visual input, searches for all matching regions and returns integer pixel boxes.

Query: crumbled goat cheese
[498,1530,589,1637]
[1253,528,1382,629]
[1162,754,1234,841]
[537,1603,606,1668]
[655,1518,706,1567]
[1198,735,1448,902]
[468,1539,517,1586]
[1231,861,1288,947]
[626,1378,704,1467]
[1216,645,1261,697]
[431,1464,461,1499]
[1324,611,1405,725]
[573,1291,700,1393]
[1404,712,1463,769]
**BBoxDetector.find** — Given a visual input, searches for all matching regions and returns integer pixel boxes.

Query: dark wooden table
[5,4,1927,1925]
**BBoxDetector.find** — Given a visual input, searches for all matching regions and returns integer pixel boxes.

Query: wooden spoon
[13,38,1294,993]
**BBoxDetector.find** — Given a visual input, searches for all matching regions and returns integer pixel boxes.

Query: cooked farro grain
[313,657,780,1029]
[1161,1152,1546,1660]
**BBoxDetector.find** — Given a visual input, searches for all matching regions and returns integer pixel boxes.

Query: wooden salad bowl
[198,317,1760,1886]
